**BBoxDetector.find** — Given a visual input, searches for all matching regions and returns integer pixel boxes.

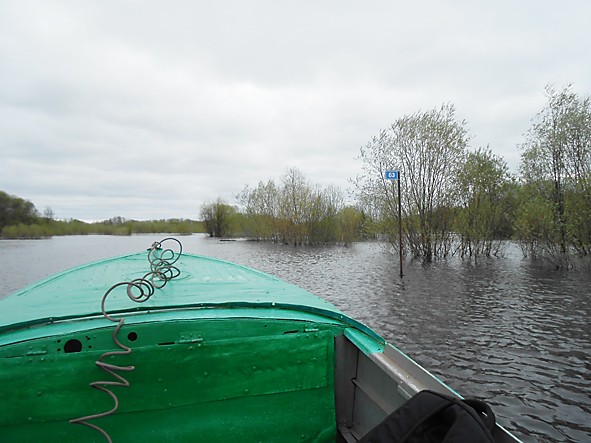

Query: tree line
[200,168,370,245]
[0,196,205,238]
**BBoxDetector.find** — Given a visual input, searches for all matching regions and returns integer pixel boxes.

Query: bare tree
[43,207,55,221]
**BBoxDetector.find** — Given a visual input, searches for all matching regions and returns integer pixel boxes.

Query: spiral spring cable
[69,238,182,442]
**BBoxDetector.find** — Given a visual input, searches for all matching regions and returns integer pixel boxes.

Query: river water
[1,234,590,442]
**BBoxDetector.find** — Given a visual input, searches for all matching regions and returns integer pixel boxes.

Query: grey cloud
[1,1,590,220]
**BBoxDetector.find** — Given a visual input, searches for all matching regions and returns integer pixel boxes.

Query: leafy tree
[305,185,342,244]
[336,205,367,245]
[514,185,557,259]
[239,169,349,245]
[238,180,280,241]
[200,198,237,238]
[278,168,313,245]
[0,190,39,231]
[518,85,591,266]
[456,148,516,259]
[355,104,469,261]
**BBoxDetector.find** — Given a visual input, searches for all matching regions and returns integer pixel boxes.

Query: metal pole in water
[397,175,403,278]
[385,169,403,278]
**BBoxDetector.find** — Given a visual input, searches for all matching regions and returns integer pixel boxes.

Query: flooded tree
[355,104,469,261]
[518,85,591,267]
[238,169,360,245]
[278,168,313,245]
[456,148,516,259]
[336,206,370,245]
[239,180,281,241]
[200,198,237,238]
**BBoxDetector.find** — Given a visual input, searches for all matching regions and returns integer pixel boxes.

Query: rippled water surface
[1,235,590,442]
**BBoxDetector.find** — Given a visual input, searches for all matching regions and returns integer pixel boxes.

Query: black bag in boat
[358,390,496,443]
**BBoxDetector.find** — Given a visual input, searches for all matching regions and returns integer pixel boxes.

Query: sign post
[385,170,403,278]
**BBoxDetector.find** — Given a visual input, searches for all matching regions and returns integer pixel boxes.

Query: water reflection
[0,235,590,442]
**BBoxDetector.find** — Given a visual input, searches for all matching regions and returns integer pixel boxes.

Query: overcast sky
[1,1,590,221]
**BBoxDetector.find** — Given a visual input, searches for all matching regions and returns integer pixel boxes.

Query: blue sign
[385,170,399,180]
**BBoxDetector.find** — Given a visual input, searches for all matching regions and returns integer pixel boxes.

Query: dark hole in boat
[283,330,299,334]
[128,332,138,342]
[158,342,175,346]
[64,339,82,353]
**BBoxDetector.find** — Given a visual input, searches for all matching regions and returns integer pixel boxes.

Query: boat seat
[357,390,495,443]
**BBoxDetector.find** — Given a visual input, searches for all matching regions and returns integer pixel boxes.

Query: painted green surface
[2,389,336,442]
[1,252,350,330]
[0,250,387,442]
[1,318,339,442]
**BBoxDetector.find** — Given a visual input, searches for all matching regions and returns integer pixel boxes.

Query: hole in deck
[64,339,82,353]
[128,332,138,342]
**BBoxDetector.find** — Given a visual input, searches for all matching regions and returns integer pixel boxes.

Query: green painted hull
[0,248,379,442]
[0,243,521,442]
[2,318,339,442]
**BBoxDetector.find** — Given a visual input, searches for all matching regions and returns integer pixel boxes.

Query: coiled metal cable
[69,238,182,442]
